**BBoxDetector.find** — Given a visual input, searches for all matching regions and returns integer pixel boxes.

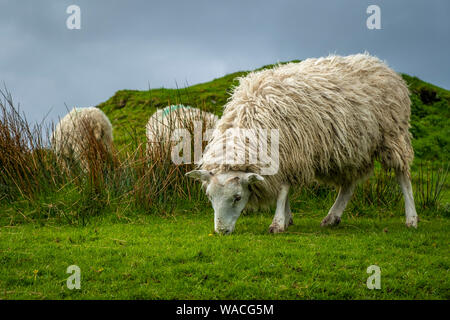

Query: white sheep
[187,53,418,234]
[52,107,113,170]
[146,105,218,153]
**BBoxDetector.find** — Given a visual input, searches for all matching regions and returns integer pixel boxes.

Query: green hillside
[1,62,448,300]
[98,62,450,162]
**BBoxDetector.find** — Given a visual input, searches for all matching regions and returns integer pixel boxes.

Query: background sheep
[146,105,218,155]
[187,53,418,234]
[52,107,113,170]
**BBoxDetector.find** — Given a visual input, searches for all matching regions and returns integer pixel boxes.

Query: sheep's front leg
[321,183,355,227]
[269,184,290,233]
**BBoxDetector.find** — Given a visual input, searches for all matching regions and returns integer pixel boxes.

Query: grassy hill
[1,61,449,300]
[98,62,449,162]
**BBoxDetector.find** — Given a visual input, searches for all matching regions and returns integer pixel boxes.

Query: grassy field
[1,210,449,300]
[0,61,449,300]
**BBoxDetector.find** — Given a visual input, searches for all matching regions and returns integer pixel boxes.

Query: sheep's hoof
[406,216,418,228]
[320,215,341,227]
[288,216,294,226]
[268,224,285,234]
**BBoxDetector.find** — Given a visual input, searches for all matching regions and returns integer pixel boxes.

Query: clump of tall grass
[413,162,448,213]
[0,90,211,225]
[0,89,113,224]
[128,104,212,211]
[0,89,63,201]
[87,103,212,218]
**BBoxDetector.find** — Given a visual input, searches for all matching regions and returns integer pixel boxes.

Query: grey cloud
[0,0,449,124]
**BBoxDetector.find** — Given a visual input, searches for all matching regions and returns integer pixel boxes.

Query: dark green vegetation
[403,74,450,162]
[0,62,449,299]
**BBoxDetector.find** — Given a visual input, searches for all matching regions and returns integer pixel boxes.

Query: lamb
[52,107,113,170]
[146,105,218,152]
[187,53,418,234]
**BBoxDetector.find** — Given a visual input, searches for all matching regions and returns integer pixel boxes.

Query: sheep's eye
[233,195,241,202]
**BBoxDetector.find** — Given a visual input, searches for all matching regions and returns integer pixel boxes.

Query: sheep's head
[186,170,264,234]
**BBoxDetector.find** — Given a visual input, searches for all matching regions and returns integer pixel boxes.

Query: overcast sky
[1,0,449,124]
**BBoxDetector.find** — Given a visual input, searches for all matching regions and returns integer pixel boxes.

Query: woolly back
[200,54,412,208]
[146,105,218,143]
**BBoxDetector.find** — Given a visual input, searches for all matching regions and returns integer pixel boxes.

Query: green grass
[1,61,449,300]
[0,210,448,300]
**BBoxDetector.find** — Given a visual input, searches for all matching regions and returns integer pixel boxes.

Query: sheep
[187,53,418,234]
[146,105,218,155]
[52,107,113,170]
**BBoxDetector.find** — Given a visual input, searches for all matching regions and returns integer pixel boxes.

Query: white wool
[146,105,218,149]
[199,53,414,209]
[52,107,113,168]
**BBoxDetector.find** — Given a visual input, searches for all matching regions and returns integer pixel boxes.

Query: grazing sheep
[146,105,218,152]
[187,53,418,234]
[52,107,113,170]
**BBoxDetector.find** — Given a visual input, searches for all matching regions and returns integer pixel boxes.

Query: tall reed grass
[413,162,448,212]
[0,89,209,224]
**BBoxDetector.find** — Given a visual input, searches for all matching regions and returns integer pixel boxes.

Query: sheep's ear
[186,170,213,182]
[244,173,264,185]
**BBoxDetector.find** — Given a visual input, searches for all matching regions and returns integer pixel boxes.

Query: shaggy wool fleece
[146,105,218,149]
[52,107,113,168]
[199,53,413,209]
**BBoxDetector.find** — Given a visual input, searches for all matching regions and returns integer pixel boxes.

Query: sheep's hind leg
[269,184,291,233]
[321,183,355,227]
[286,194,294,226]
[396,170,418,228]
